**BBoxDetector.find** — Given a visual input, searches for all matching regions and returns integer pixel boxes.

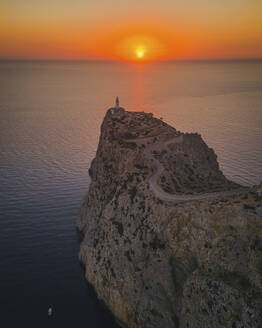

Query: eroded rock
[77,108,262,328]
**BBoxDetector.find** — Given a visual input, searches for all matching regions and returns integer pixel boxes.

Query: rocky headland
[77,106,262,328]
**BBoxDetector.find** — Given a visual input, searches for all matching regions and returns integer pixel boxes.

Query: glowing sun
[137,50,144,58]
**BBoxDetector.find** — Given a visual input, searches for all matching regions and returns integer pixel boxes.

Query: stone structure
[116,96,119,110]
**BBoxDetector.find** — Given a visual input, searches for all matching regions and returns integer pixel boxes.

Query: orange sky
[1,0,262,61]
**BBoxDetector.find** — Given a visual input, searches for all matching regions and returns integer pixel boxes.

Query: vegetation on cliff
[77,107,262,328]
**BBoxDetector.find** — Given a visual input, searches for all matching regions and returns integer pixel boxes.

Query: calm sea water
[0,60,262,327]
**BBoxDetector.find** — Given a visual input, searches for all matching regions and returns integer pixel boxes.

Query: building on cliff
[111,96,121,115]
[115,96,119,110]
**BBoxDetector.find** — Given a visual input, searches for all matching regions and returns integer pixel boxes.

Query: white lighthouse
[115,96,119,110]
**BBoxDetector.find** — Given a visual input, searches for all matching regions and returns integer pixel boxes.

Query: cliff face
[77,108,262,328]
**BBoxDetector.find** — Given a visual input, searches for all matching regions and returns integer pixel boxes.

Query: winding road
[130,135,249,202]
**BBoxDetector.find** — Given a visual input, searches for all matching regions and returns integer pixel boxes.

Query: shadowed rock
[77,108,262,328]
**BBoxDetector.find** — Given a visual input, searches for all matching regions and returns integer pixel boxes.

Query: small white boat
[48,307,52,316]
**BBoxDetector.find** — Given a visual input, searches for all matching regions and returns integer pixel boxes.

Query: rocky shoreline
[77,106,262,328]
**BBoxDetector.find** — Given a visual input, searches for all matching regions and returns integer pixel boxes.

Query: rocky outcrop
[77,107,262,328]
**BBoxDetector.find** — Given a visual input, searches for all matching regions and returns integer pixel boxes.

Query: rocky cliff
[77,107,262,328]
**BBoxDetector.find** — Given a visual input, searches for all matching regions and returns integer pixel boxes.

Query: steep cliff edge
[77,107,262,328]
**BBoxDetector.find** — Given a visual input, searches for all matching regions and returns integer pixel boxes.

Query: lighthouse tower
[115,96,119,111]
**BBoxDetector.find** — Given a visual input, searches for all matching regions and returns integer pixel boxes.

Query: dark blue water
[0,176,120,327]
[0,61,120,327]
[0,60,262,327]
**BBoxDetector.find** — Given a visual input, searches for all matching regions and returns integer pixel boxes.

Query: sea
[0,60,262,327]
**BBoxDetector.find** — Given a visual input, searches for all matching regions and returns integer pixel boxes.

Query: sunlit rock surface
[77,108,262,328]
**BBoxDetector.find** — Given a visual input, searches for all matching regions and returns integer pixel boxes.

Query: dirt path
[131,135,249,202]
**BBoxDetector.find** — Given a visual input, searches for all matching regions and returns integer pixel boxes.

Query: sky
[1,0,262,61]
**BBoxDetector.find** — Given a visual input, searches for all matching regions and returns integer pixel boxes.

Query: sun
[136,50,144,58]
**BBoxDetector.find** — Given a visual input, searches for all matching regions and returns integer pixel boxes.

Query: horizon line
[1,57,262,64]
